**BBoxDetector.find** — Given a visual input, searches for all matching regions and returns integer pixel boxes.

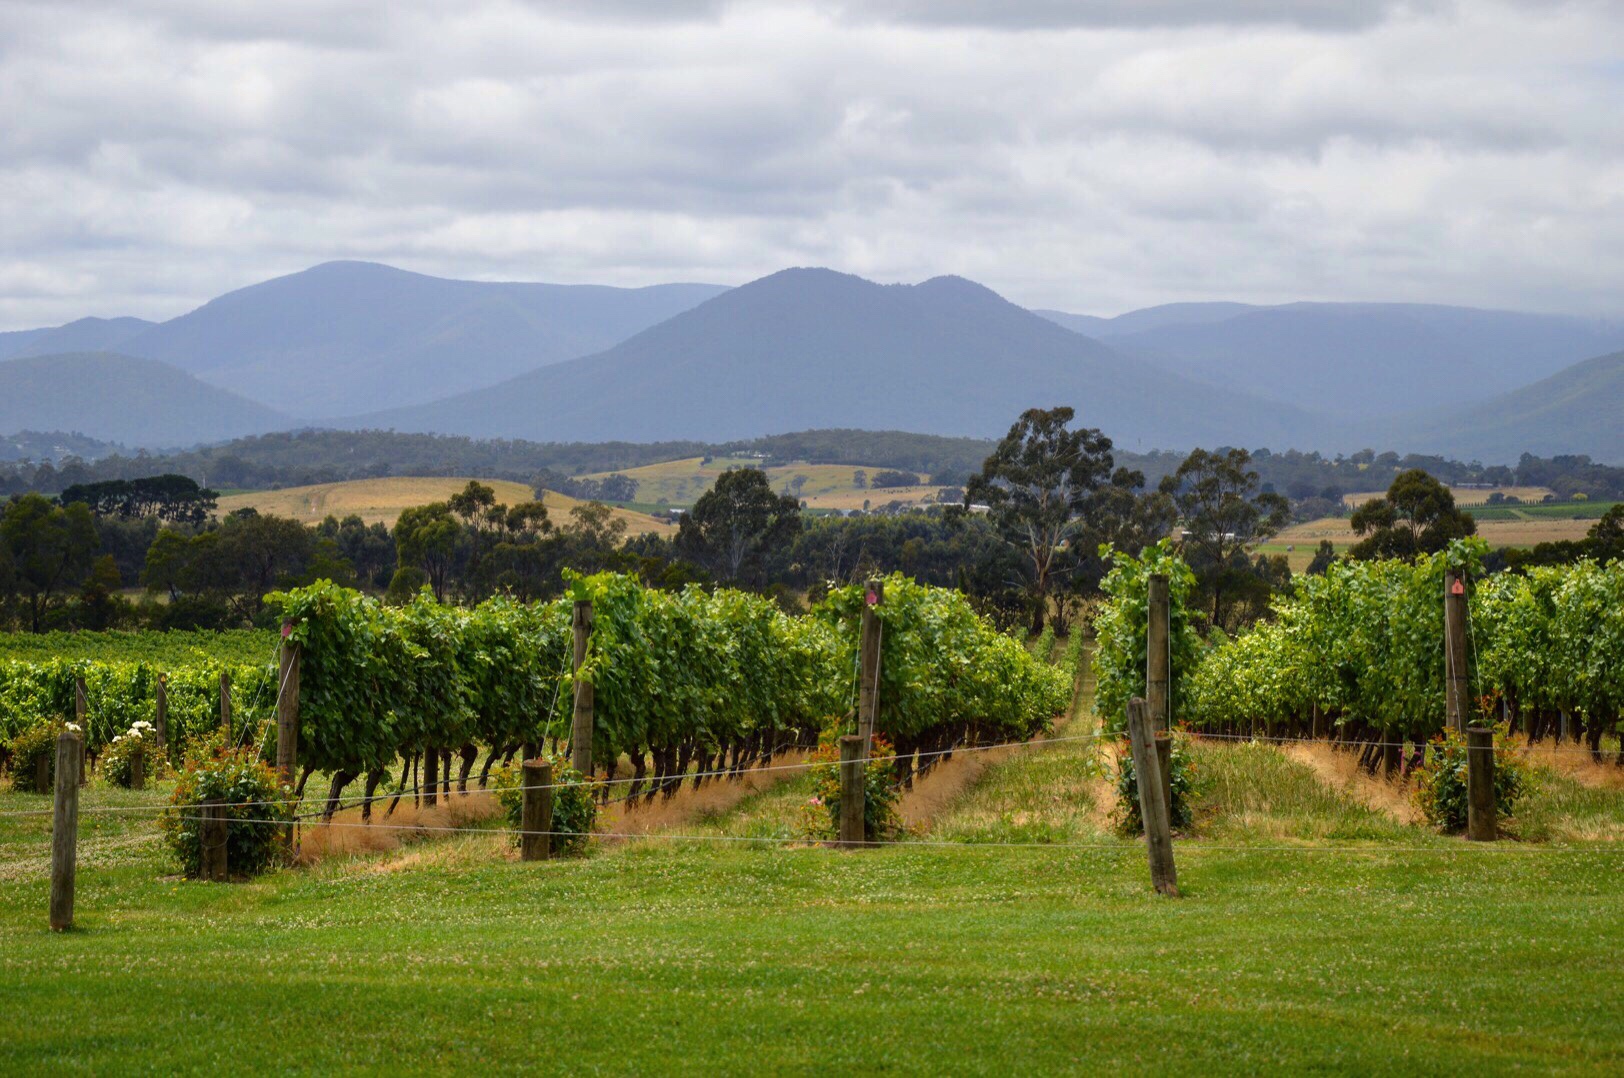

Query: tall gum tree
[962,407,1115,633]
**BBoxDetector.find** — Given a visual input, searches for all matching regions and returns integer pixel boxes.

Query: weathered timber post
[201,799,228,882]
[34,752,50,795]
[1146,573,1171,734]
[571,599,595,777]
[1445,569,1469,734]
[838,734,865,848]
[154,673,168,757]
[130,744,145,791]
[276,620,300,789]
[1153,731,1173,823]
[520,759,554,862]
[75,676,88,784]
[1466,726,1496,841]
[219,671,233,742]
[1127,697,1179,896]
[857,579,884,751]
[49,729,82,931]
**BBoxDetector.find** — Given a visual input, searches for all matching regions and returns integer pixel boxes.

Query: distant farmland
[216,476,676,536]
[1264,514,1596,571]
[580,455,953,510]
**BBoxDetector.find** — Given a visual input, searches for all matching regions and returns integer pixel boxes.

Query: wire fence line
[0,730,1110,819]
[4,722,1616,822]
[164,814,1624,856]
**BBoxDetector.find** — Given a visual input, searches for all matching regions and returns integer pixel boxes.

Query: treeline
[5,426,1620,510]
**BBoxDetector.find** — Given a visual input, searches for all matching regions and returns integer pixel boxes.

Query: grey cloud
[0,0,1621,329]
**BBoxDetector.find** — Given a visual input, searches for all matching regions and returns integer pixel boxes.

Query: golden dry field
[1262,514,1594,571]
[580,455,951,509]
[216,477,675,536]
[1342,485,1554,507]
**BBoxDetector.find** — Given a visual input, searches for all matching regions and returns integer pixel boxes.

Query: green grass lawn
[3,737,1622,1074]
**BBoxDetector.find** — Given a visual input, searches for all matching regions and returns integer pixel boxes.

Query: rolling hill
[118,261,729,417]
[358,268,1315,449]
[215,476,675,535]
[1037,302,1624,420]
[0,352,290,448]
[1383,349,1624,464]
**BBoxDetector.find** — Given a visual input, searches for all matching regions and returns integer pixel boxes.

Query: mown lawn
[2,771,1621,1074]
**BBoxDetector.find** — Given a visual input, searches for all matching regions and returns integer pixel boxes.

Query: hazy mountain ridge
[355,267,1317,449]
[111,261,730,417]
[0,352,290,449]
[1,263,1618,462]
[1037,302,1624,421]
[1370,349,1624,464]
[0,316,156,361]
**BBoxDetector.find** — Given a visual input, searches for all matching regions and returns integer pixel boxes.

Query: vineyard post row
[270,582,887,853]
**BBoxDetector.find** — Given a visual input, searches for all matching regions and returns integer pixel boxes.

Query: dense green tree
[140,511,329,625]
[676,468,801,585]
[1306,539,1339,575]
[1348,469,1476,560]
[1160,448,1290,630]
[962,407,1117,632]
[394,502,461,602]
[1,493,100,631]
[315,515,397,590]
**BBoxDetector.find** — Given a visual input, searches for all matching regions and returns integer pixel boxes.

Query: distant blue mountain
[357,268,1316,450]
[1038,302,1624,419]
[0,352,289,448]
[118,261,729,417]
[0,316,155,360]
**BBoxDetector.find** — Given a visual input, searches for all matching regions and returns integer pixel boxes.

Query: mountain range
[2,261,1620,462]
[359,268,1315,448]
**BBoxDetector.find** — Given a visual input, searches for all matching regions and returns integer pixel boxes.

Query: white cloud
[0,0,1620,328]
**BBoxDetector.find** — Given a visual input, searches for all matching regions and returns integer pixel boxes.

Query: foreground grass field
[3,729,1621,1074]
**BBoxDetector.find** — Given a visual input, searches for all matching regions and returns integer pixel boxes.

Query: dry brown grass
[217,477,674,535]
[295,790,502,864]
[1281,742,1422,825]
[1343,485,1555,508]
[1272,514,1592,558]
[599,752,811,836]
[895,744,1024,828]
[1500,737,1624,791]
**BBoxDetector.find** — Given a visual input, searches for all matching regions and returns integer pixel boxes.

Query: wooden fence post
[130,745,145,791]
[49,729,82,931]
[1445,569,1469,734]
[34,752,50,795]
[276,620,300,789]
[571,599,595,777]
[1146,573,1170,734]
[838,734,865,848]
[520,759,554,862]
[857,579,884,751]
[219,671,233,743]
[1466,726,1496,841]
[154,673,168,758]
[1153,731,1173,822]
[201,799,228,882]
[75,676,89,784]
[1127,697,1179,897]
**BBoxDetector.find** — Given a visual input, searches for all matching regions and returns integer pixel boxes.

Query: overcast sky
[2,0,1620,329]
